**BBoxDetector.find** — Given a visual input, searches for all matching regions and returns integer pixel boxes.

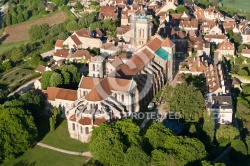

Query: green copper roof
[155,48,169,60]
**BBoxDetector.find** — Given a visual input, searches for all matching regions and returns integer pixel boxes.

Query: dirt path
[36,142,92,158]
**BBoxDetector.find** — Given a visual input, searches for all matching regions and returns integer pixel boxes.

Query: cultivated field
[222,0,250,12]
[0,11,68,44]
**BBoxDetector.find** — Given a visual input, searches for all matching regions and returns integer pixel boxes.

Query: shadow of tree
[0,34,10,44]
[13,160,36,166]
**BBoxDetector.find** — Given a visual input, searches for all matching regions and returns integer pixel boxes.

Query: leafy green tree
[189,124,197,135]
[145,121,173,149]
[74,2,83,9]
[238,69,248,76]
[51,24,64,36]
[10,46,26,62]
[200,160,226,166]
[230,139,248,161]
[165,82,205,120]
[49,107,61,131]
[41,71,54,89]
[90,124,126,166]
[123,146,150,166]
[61,64,80,83]
[176,5,188,13]
[50,72,63,87]
[61,71,71,84]
[58,32,69,40]
[164,136,207,165]
[216,125,239,144]
[0,107,37,163]
[19,91,45,118]
[28,23,50,41]
[66,20,79,32]
[113,119,140,146]
[27,54,45,68]
[150,149,170,166]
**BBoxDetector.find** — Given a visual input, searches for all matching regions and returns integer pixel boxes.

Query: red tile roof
[161,38,174,47]
[35,65,46,73]
[42,87,77,101]
[71,35,82,46]
[118,48,155,77]
[75,29,89,37]
[79,117,92,125]
[69,114,76,122]
[53,49,69,58]
[242,49,250,54]
[55,40,64,47]
[94,117,107,125]
[147,37,162,51]
[217,40,234,50]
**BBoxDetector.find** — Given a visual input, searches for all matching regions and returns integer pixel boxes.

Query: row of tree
[3,0,47,27]
[89,119,226,166]
[41,64,80,90]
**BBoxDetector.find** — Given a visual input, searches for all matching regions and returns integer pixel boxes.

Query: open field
[0,11,68,44]
[40,120,89,152]
[0,41,28,54]
[3,146,87,166]
[222,0,250,12]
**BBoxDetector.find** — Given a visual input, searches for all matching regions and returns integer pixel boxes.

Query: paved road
[8,76,41,97]
[37,142,92,157]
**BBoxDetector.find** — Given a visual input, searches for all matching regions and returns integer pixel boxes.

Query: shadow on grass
[35,115,65,142]
[35,116,50,142]
[13,160,36,166]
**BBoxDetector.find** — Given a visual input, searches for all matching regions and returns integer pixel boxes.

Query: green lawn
[41,120,89,152]
[0,41,29,54]
[3,146,87,166]
[222,0,250,12]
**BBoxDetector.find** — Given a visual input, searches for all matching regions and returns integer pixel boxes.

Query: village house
[215,39,235,61]
[207,96,233,124]
[242,49,250,58]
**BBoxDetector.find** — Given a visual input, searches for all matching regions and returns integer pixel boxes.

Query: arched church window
[121,94,124,102]
[72,123,75,131]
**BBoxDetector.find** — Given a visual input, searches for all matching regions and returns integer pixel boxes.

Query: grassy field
[41,120,89,152]
[0,11,68,44]
[222,0,250,12]
[0,41,28,54]
[3,146,87,166]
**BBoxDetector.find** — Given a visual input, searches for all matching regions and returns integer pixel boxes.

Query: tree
[50,72,63,87]
[41,71,54,89]
[89,124,126,166]
[113,119,140,146]
[19,91,45,118]
[189,124,197,135]
[61,71,71,84]
[150,149,171,166]
[145,121,173,149]
[176,5,188,14]
[78,12,96,28]
[216,125,239,144]
[164,136,207,165]
[27,54,45,68]
[74,2,83,9]
[61,64,80,83]
[164,82,205,120]
[51,24,64,37]
[123,146,150,166]
[66,21,79,32]
[0,107,37,163]
[28,23,50,41]
[58,32,69,40]
[230,139,248,161]
[238,69,248,76]
[49,107,61,131]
